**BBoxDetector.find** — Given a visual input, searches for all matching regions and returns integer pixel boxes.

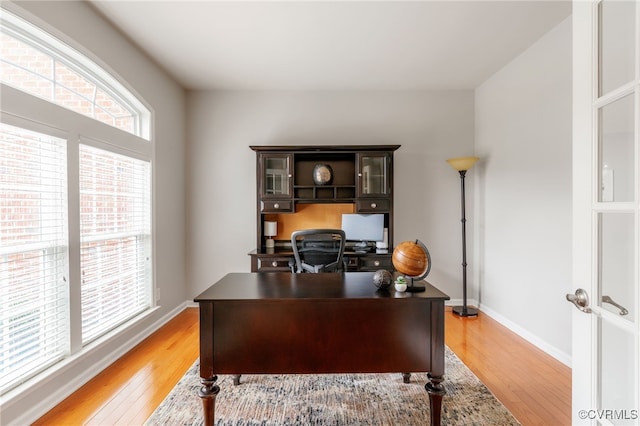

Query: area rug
[146,347,519,425]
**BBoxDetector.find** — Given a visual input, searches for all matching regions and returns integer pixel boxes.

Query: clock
[312,164,333,185]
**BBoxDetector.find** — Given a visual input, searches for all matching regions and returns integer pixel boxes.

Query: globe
[392,240,431,280]
[372,269,393,290]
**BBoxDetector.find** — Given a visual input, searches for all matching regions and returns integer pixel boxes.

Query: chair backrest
[290,229,346,273]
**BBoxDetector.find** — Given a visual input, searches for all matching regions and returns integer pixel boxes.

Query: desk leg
[198,375,220,426]
[425,373,445,426]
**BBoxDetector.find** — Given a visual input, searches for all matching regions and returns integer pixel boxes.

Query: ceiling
[89,1,571,91]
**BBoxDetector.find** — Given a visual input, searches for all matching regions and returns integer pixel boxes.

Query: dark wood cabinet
[258,153,293,198]
[257,153,294,213]
[250,145,400,272]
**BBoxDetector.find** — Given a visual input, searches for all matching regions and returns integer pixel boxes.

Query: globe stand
[405,277,426,293]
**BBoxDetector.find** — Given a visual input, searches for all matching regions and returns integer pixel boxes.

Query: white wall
[474,17,572,364]
[1,2,187,424]
[186,91,476,301]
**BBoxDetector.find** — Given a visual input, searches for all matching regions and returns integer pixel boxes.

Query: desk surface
[195,271,449,301]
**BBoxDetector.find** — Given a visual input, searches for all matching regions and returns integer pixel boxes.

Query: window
[0,123,69,392]
[79,144,151,344]
[0,7,153,395]
[0,9,150,140]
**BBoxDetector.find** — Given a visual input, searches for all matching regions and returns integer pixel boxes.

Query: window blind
[79,144,151,344]
[0,123,69,393]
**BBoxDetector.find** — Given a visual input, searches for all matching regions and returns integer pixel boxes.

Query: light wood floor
[32,308,200,426]
[34,306,571,426]
[445,309,572,425]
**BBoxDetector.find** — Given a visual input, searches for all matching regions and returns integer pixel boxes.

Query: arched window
[0,9,150,139]
[0,7,153,395]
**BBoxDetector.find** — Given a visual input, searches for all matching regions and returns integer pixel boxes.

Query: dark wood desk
[194,272,449,426]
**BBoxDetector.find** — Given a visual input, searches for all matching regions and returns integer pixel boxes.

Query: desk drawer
[358,255,393,271]
[344,254,393,272]
[256,256,293,272]
[261,200,294,213]
[356,198,390,213]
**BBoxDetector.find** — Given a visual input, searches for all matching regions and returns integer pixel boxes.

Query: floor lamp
[447,156,479,317]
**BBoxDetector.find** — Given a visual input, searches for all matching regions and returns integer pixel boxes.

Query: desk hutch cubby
[249,145,400,272]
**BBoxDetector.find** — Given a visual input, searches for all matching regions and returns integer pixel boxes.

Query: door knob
[566,288,592,314]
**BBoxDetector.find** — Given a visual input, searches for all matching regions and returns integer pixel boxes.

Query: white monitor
[341,214,384,248]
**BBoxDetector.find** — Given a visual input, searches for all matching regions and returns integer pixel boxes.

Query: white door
[571,1,639,425]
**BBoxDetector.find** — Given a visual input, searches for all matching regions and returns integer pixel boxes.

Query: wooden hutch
[249,145,400,272]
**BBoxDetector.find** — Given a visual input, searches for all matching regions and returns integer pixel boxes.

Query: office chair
[290,229,346,273]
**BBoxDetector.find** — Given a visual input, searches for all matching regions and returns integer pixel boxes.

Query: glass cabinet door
[261,154,292,198]
[357,153,390,196]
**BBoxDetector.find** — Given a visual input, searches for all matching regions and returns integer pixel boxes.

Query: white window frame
[0,122,70,393]
[0,3,154,397]
[0,8,151,141]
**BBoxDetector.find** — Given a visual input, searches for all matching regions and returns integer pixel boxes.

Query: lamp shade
[264,221,278,237]
[446,156,479,172]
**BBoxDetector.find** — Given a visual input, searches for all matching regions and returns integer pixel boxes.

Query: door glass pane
[599,318,638,424]
[599,212,635,322]
[598,0,636,96]
[265,157,289,196]
[361,156,386,195]
[598,94,635,202]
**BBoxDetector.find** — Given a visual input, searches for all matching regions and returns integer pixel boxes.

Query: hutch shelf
[249,145,400,272]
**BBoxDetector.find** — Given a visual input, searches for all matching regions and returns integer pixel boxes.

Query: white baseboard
[445,299,571,367]
[476,304,571,367]
[2,302,189,426]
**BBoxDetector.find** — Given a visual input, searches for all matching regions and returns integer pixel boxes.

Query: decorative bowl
[394,282,407,292]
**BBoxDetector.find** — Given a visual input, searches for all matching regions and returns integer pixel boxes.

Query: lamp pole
[446,156,479,317]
